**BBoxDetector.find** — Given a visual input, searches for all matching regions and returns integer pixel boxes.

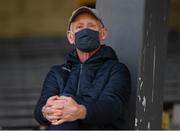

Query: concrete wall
[0,0,78,37]
[96,0,169,129]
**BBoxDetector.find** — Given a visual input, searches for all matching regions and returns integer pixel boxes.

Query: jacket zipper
[76,64,83,95]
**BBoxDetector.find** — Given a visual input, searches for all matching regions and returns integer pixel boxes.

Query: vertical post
[96,0,169,129]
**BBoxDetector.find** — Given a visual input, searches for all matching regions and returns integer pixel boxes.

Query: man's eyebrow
[76,23,83,25]
[87,23,96,26]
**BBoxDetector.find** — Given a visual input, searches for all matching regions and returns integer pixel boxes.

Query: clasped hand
[42,95,86,125]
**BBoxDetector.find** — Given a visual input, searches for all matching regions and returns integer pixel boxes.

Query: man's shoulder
[104,59,125,67]
[104,60,130,73]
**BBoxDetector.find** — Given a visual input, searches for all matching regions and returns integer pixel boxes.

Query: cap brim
[68,6,103,30]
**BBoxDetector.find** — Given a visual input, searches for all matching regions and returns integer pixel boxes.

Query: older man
[34,6,131,130]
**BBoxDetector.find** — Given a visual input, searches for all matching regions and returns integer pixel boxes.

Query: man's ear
[67,31,75,45]
[99,27,108,41]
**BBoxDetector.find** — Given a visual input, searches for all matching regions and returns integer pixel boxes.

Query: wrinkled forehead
[69,12,103,30]
[71,11,100,23]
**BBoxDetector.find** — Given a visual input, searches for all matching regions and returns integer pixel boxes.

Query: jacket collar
[67,45,119,65]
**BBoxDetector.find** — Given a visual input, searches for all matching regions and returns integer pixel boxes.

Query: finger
[49,96,59,100]
[52,119,65,125]
[46,110,63,119]
[47,99,66,107]
[53,99,67,104]
[42,105,51,115]
[46,102,65,110]
[42,106,62,122]
[45,106,60,115]
[56,97,69,103]
[47,114,61,121]
[59,96,71,100]
[47,117,59,123]
[47,96,59,104]
[51,104,64,110]
[51,119,58,124]
[45,109,62,118]
[53,112,63,117]
[47,115,60,121]
[60,96,76,104]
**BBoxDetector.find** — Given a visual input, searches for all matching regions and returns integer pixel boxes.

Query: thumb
[52,119,65,125]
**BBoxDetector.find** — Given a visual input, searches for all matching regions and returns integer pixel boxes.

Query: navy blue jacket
[34,45,131,129]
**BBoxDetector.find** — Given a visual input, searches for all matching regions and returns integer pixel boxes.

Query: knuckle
[68,97,74,102]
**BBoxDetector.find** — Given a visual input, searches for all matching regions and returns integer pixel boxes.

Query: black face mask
[75,28,100,52]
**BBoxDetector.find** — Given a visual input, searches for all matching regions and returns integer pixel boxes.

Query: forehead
[73,12,99,21]
[71,12,101,25]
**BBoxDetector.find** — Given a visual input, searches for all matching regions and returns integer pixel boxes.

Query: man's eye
[77,26,83,29]
[90,25,95,28]
[88,25,97,30]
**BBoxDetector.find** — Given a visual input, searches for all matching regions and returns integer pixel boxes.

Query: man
[34,6,131,130]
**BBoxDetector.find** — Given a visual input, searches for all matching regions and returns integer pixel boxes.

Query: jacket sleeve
[80,63,131,124]
[34,66,61,125]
